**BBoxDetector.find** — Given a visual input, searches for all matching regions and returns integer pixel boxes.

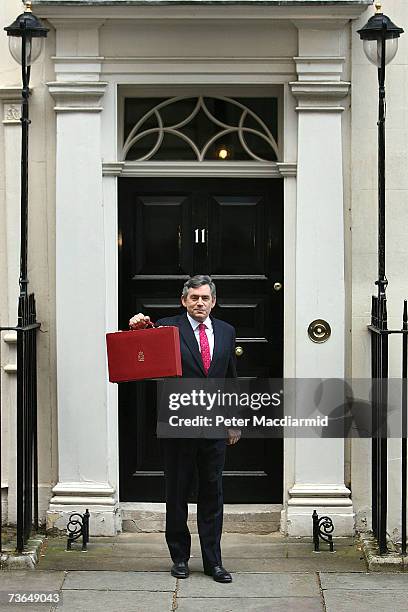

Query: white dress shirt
[187,313,214,359]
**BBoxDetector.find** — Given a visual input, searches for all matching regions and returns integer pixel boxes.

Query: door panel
[133,195,192,276]
[209,195,266,275]
[118,177,283,503]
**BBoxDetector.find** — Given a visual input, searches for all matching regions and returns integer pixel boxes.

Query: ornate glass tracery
[123,96,279,162]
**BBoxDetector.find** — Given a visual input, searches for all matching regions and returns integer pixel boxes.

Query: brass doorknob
[235,346,244,357]
[274,282,283,291]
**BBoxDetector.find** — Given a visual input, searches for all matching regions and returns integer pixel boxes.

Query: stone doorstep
[359,532,408,572]
[0,535,45,569]
[121,503,282,534]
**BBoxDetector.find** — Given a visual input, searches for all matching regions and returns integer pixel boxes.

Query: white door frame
[45,10,356,534]
[100,78,298,525]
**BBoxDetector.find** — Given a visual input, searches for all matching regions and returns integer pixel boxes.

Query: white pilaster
[1,91,21,328]
[0,89,22,525]
[46,79,119,535]
[46,18,119,534]
[282,22,354,536]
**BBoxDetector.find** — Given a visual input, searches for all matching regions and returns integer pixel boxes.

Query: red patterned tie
[199,323,211,375]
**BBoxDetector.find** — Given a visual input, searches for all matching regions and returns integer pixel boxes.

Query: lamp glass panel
[8,36,44,66]
[363,37,399,67]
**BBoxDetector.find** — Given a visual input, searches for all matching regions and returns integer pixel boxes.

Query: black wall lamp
[4,0,48,296]
[357,1,403,297]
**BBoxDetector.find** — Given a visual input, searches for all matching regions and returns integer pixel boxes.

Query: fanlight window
[123,96,279,162]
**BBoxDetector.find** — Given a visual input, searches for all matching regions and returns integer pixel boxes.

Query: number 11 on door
[194,228,206,244]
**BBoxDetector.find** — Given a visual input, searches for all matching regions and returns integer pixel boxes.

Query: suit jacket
[156,313,237,379]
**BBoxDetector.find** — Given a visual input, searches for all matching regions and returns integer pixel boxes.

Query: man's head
[181,275,216,322]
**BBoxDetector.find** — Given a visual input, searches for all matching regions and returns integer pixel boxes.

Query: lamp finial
[375,2,382,13]
[25,1,33,13]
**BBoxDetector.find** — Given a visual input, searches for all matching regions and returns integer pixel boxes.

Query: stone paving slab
[0,570,65,590]
[56,590,173,612]
[108,537,356,557]
[39,552,176,570]
[324,590,408,612]
[38,552,367,573]
[0,571,64,612]
[62,570,175,591]
[176,596,324,612]
[320,572,408,590]
[37,532,367,574]
[178,572,320,598]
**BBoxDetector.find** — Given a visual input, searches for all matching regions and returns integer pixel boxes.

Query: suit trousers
[162,438,226,569]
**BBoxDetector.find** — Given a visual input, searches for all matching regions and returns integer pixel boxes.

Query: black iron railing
[0,293,40,553]
[368,297,408,555]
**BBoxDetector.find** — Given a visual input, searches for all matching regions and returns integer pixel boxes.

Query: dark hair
[182,275,216,298]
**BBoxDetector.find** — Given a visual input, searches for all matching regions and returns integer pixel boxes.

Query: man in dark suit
[129,275,240,583]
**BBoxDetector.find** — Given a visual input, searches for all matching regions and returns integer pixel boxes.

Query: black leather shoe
[204,565,232,583]
[171,561,189,578]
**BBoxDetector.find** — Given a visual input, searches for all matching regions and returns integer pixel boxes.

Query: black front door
[118,177,283,502]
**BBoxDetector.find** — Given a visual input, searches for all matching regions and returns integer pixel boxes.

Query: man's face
[181,284,216,322]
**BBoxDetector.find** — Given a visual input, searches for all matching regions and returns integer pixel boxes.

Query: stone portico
[3,0,373,535]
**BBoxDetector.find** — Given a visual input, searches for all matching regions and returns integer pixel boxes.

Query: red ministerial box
[106,326,182,383]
